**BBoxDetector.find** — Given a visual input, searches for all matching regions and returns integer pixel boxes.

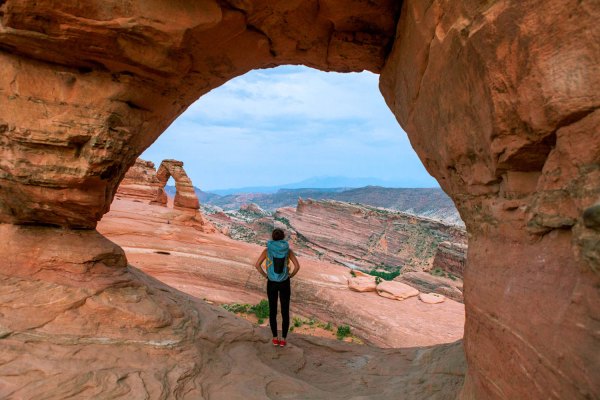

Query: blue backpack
[266,240,289,282]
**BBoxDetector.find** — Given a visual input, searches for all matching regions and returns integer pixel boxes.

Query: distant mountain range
[165,185,464,226]
[204,176,437,195]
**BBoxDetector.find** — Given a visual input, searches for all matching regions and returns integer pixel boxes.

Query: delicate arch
[155,160,200,210]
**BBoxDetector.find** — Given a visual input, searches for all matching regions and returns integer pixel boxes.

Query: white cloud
[142,66,438,190]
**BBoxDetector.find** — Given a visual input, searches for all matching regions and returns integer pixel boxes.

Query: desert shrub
[293,317,303,327]
[350,270,356,277]
[336,325,351,340]
[222,303,250,314]
[324,322,333,331]
[430,268,445,277]
[368,270,400,281]
[375,276,382,285]
[250,300,270,319]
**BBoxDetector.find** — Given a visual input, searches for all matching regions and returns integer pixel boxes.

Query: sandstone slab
[347,276,377,292]
[419,293,446,304]
[376,281,420,301]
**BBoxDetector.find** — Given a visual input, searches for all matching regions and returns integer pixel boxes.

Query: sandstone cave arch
[0,1,597,399]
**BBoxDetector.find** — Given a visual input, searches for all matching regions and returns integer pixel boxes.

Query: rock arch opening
[112,65,467,348]
[155,159,200,210]
[0,0,597,399]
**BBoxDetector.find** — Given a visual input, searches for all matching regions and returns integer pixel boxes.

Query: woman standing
[254,228,301,347]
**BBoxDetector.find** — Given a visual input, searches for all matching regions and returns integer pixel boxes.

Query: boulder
[376,281,419,301]
[347,276,377,292]
[419,293,446,304]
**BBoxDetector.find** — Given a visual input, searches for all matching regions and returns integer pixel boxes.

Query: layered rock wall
[276,198,466,271]
[432,241,467,278]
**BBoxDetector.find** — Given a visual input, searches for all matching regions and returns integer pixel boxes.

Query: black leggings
[267,278,291,338]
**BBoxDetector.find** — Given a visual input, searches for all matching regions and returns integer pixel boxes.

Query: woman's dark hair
[272,228,285,241]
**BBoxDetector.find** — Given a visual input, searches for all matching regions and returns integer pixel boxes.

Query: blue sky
[141,66,438,191]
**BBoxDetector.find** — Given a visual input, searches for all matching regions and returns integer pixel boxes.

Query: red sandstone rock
[0,0,399,228]
[380,0,600,398]
[276,199,466,271]
[116,158,165,204]
[419,293,445,304]
[432,241,467,278]
[376,280,419,301]
[400,271,463,303]
[347,276,377,292]
[156,160,199,210]
[0,0,596,398]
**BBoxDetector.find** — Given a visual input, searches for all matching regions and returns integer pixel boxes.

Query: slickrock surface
[156,160,200,210]
[432,241,467,278]
[0,224,465,399]
[276,199,466,271]
[0,0,597,398]
[98,198,465,349]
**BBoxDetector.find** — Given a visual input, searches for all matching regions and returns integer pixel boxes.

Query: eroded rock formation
[0,0,597,398]
[116,158,166,204]
[380,0,600,398]
[156,159,200,210]
[277,199,466,271]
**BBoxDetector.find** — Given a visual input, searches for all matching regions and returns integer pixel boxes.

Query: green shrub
[324,322,333,331]
[375,276,382,285]
[430,268,445,277]
[336,325,351,340]
[293,317,303,327]
[250,300,270,319]
[350,270,356,277]
[222,303,250,314]
[368,270,400,281]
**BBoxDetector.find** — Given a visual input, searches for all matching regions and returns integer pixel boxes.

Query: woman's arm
[289,250,301,278]
[254,249,268,279]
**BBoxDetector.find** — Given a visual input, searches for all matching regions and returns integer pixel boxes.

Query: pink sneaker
[279,339,287,347]
[272,338,280,346]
